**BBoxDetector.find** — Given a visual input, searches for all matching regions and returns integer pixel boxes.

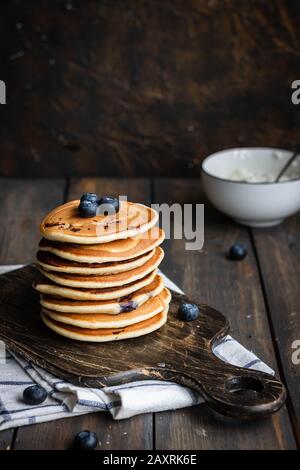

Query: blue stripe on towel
[0,397,11,422]
[219,337,234,344]
[77,399,121,410]
[0,403,68,416]
[243,358,262,369]
[0,381,33,386]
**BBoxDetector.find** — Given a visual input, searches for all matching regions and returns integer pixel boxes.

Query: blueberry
[120,300,137,313]
[80,192,98,203]
[74,430,98,450]
[97,196,120,216]
[179,302,199,321]
[23,385,47,405]
[79,200,98,218]
[228,243,247,261]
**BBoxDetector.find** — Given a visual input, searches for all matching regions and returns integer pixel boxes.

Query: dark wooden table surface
[0,177,299,450]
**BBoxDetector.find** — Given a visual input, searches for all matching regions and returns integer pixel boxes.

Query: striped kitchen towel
[0,265,274,431]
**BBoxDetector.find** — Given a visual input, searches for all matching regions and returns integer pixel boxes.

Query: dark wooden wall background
[0,0,299,177]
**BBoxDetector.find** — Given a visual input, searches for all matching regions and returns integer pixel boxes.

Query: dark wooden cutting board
[0,265,286,418]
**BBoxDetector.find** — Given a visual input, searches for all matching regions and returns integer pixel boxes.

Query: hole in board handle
[226,376,264,396]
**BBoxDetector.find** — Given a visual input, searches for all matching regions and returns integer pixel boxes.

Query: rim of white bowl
[201,147,300,185]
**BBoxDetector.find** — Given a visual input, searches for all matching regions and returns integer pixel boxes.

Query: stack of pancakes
[33,199,170,342]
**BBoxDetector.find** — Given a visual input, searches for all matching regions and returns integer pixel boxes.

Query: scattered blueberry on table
[23,385,47,405]
[97,196,120,216]
[179,302,200,321]
[228,243,247,261]
[74,430,98,450]
[78,194,120,217]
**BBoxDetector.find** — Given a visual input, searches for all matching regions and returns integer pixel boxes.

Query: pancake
[40,200,158,244]
[38,226,164,264]
[41,288,171,328]
[36,248,155,275]
[39,247,164,288]
[41,306,169,342]
[33,269,157,300]
[40,274,165,314]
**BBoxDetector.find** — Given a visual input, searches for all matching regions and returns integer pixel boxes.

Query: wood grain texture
[14,413,152,450]
[251,215,300,444]
[0,179,65,264]
[0,430,14,451]
[0,0,299,177]
[153,178,296,449]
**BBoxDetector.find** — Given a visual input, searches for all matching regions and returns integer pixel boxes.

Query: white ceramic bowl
[202,147,300,227]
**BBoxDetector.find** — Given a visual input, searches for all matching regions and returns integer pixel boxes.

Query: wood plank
[154,178,296,449]
[0,178,65,449]
[14,413,152,450]
[0,430,14,451]
[251,215,300,443]
[15,178,153,449]
[0,179,65,264]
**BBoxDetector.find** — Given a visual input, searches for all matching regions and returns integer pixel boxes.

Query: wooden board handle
[199,368,286,418]
[162,295,287,418]
[162,360,286,418]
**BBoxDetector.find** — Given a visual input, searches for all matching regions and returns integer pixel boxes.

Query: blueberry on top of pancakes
[79,199,98,218]
[97,196,120,216]
[80,192,98,203]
